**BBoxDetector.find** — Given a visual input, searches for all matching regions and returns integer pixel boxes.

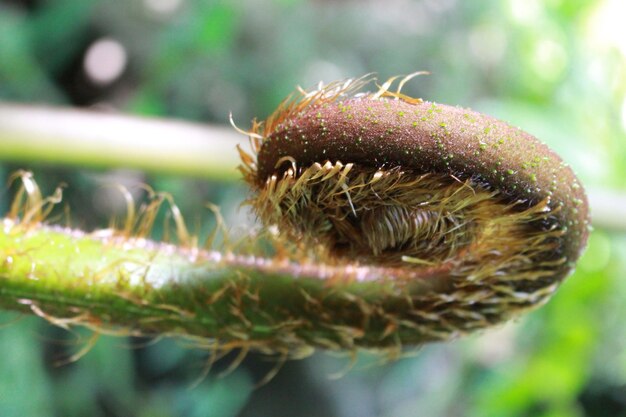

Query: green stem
[0,222,233,336]
[0,220,420,351]
[0,103,243,180]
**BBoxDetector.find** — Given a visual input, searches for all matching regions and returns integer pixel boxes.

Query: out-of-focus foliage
[0,0,625,416]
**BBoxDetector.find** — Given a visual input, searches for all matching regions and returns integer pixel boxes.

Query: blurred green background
[1,0,625,416]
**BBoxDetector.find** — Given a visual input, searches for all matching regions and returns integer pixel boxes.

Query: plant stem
[0,103,244,181]
[586,189,626,233]
[0,221,232,337]
[0,220,424,351]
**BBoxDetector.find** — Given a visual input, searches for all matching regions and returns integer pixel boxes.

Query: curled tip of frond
[234,72,591,352]
[249,73,590,267]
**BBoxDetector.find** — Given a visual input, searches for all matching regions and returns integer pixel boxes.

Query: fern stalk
[0,76,624,357]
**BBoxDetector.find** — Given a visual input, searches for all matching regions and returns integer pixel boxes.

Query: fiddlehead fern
[239,74,589,349]
[0,75,589,359]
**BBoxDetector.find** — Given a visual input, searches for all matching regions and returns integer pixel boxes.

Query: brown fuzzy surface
[256,98,590,274]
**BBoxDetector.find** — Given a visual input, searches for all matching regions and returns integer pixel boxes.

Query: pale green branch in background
[0,103,244,181]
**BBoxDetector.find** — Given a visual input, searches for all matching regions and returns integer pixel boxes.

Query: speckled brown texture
[257,97,590,274]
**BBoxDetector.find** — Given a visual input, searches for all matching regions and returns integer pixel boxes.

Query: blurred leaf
[27,0,97,74]
[0,9,62,101]
[0,315,54,417]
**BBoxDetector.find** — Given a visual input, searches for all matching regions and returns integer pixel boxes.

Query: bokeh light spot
[83,38,127,86]
[469,24,507,68]
[589,0,626,56]
[509,0,542,23]
[530,39,568,82]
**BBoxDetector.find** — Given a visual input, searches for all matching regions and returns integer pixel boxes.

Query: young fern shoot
[0,75,589,360]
